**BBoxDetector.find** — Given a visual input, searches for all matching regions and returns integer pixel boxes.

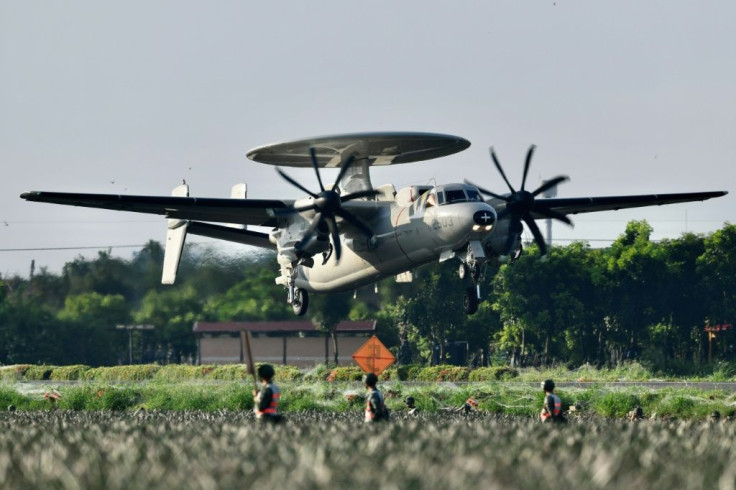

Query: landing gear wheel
[292,288,309,316]
[463,287,478,315]
[458,263,468,280]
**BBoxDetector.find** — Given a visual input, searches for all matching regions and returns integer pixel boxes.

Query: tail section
[161,183,189,284]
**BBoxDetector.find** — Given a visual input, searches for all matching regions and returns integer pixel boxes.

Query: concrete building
[193,320,377,367]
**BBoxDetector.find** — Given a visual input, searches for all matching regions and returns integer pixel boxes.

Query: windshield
[445,189,467,204]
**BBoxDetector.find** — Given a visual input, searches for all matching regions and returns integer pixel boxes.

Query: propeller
[466,145,571,256]
[277,148,377,261]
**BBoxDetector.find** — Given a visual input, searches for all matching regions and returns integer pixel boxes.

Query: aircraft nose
[473,209,496,226]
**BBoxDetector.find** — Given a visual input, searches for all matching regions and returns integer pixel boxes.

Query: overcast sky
[2,1,734,278]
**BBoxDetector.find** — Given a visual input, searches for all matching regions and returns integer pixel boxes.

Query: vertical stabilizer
[162,183,189,284]
[228,183,247,229]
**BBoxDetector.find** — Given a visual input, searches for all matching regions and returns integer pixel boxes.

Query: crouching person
[364,373,390,423]
[254,364,282,424]
[540,379,565,423]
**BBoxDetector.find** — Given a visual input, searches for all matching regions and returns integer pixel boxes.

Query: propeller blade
[532,175,569,197]
[340,189,379,202]
[496,207,511,221]
[335,208,373,237]
[531,206,574,226]
[523,214,547,256]
[520,144,536,191]
[324,216,342,261]
[277,169,318,198]
[464,180,511,202]
[309,148,325,192]
[490,147,516,194]
[333,153,356,189]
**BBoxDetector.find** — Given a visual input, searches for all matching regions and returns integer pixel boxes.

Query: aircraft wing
[530,191,727,218]
[20,191,290,227]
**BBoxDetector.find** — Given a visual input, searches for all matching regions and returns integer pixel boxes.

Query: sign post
[241,330,258,391]
[115,324,155,365]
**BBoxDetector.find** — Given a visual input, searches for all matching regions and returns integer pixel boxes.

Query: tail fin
[228,183,247,229]
[161,183,189,284]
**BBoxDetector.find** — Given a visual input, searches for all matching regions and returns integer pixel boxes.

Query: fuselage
[294,183,497,292]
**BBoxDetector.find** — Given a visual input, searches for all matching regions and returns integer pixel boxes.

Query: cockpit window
[466,189,482,202]
[445,189,467,204]
[437,191,445,205]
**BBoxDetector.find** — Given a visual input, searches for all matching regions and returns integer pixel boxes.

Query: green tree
[311,291,353,365]
[133,285,203,363]
[57,292,130,365]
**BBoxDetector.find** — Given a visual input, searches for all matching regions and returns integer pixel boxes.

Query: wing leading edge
[530,191,727,219]
[20,191,289,227]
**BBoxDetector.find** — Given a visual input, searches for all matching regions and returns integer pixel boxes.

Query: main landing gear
[291,288,309,316]
[463,287,479,315]
[458,245,484,316]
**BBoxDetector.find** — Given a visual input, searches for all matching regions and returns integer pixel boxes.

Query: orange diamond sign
[352,335,396,375]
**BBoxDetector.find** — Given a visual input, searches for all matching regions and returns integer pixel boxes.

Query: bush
[24,365,57,380]
[302,364,330,382]
[153,365,210,382]
[274,365,302,381]
[327,367,364,382]
[415,365,469,382]
[50,365,91,381]
[81,365,161,382]
[468,367,519,382]
[0,365,30,382]
[209,364,249,381]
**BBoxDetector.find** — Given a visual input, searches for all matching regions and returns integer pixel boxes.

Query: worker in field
[253,364,282,424]
[628,406,644,421]
[405,396,419,415]
[364,373,390,422]
[540,379,565,423]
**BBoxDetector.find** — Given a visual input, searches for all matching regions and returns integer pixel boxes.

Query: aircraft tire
[463,287,478,315]
[292,288,309,316]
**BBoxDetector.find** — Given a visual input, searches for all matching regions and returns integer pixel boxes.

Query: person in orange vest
[540,379,565,423]
[364,373,389,422]
[253,364,282,424]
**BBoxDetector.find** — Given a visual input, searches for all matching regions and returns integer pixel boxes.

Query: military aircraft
[21,132,727,315]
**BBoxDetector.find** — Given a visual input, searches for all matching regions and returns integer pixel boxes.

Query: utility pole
[116,324,155,364]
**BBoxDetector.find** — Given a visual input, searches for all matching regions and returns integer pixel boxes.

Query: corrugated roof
[193,320,376,334]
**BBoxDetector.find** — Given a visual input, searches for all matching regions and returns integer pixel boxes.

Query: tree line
[0,221,734,373]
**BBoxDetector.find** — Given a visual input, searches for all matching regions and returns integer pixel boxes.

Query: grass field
[1,411,734,489]
[2,380,735,420]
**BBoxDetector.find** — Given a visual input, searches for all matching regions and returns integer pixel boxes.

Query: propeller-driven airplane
[21,132,727,316]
